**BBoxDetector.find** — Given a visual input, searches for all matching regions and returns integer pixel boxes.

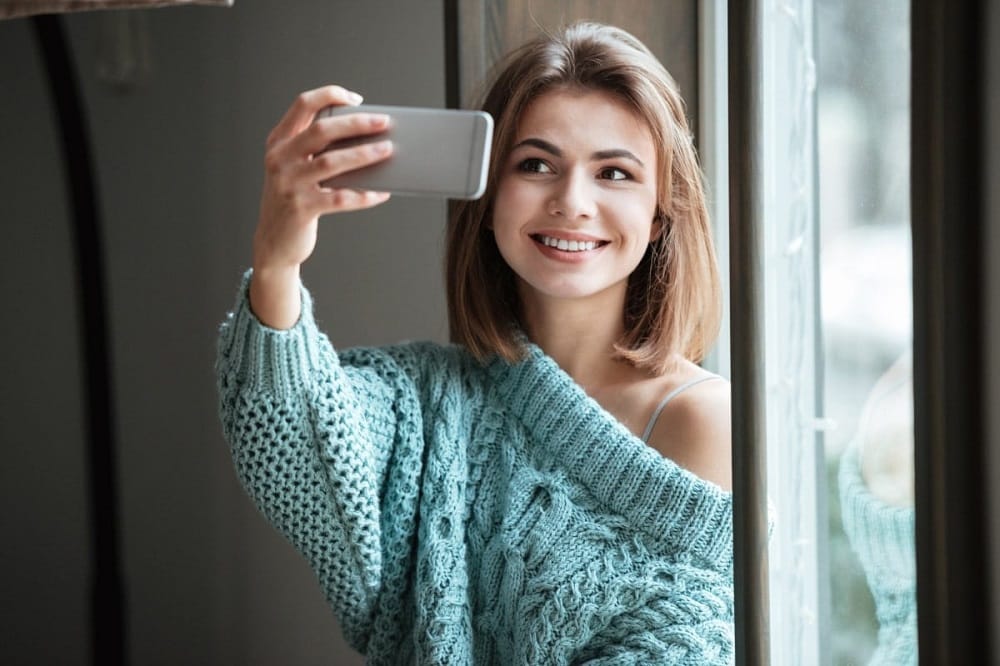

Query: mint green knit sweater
[839,445,917,665]
[216,273,735,664]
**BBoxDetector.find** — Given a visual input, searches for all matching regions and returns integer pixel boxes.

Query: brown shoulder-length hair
[446,21,721,374]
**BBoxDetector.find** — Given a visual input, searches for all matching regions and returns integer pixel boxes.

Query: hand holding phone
[252,85,398,329]
[317,104,494,199]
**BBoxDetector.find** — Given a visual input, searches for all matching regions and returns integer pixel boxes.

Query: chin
[521,275,622,302]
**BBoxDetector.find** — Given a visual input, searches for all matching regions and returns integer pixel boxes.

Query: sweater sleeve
[215,271,422,651]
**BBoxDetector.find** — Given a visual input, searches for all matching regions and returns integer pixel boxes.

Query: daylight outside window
[815,2,914,664]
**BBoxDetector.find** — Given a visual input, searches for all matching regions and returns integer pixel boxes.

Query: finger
[302,139,393,183]
[266,85,364,147]
[262,113,389,184]
[319,189,392,216]
[293,112,392,159]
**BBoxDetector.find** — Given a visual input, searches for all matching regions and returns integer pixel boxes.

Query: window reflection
[817,1,915,664]
[838,350,916,664]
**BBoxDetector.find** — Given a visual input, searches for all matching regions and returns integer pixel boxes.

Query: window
[709,1,917,662]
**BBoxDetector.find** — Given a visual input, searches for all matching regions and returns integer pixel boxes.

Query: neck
[519,283,634,390]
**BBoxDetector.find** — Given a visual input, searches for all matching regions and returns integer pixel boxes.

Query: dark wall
[0,2,445,663]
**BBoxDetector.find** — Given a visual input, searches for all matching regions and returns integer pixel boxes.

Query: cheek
[623,199,659,244]
[489,190,519,262]
[492,178,536,237]
[495,177,537,213]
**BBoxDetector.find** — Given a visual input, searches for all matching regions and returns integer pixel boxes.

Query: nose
[547,169,596,219]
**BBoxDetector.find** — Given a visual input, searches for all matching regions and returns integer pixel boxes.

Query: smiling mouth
[531,234,609,252]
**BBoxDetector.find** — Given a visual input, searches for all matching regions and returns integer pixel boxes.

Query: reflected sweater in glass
[216,273,734,665]
[839,445,917,666]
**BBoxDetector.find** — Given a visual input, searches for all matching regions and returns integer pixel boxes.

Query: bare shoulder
[646,369,732,492]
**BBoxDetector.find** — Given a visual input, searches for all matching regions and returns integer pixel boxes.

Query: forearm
[248,85,393,330]
[216,279,394,643]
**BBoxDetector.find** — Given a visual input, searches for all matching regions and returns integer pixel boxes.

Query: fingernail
[371,114,390,127]
[348,92,363,104]
[372,140,392,155]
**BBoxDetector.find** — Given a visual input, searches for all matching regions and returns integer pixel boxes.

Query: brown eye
[518,158,554,174]
[599,166,631,181]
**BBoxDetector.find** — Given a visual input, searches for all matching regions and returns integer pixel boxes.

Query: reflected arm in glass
[839,348,917,666]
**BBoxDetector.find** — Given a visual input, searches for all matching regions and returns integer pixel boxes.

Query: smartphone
[317,104,493,199]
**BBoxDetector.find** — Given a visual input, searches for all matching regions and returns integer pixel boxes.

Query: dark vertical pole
[443,0,460,109]
[31,15,127,666]
[911,0,991,662]
[728,1,769,664]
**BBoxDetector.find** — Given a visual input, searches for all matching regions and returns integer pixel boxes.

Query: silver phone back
[318,105,493,199]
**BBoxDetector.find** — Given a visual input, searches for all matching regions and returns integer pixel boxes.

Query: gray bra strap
[641,375,722,443]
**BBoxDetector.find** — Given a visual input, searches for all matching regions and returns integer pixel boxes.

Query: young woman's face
[492,88,660,311]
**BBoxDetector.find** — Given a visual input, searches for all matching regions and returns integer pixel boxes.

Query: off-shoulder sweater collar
[486,342,734,573]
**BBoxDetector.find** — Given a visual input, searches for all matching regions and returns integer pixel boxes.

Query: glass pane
[816,2,915,664]
[760,0,914,662]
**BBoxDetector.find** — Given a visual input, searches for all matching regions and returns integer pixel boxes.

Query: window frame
[721,0,996,662]
[911,0,992,661]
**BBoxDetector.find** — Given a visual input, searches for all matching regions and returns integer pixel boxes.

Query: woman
[218,21,733,664]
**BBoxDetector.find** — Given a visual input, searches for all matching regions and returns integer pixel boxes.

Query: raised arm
[250,85,393,329]
[216,87,410,652]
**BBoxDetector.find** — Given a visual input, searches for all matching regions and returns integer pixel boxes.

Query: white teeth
[539,235,599,252]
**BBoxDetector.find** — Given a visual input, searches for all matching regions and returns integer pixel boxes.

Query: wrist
[251,261,300,286]
[248,264,302,330]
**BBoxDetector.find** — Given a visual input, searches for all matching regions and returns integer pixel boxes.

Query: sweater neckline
[839,444,915,577]
[487,342,733,572]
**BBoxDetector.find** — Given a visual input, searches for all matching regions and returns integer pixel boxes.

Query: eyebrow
[512,137,646,168]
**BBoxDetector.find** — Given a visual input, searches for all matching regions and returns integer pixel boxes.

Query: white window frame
[700,2,825,663]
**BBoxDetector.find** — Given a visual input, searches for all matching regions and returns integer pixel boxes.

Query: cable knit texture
[839,445,917,666]
[216,272,734,665]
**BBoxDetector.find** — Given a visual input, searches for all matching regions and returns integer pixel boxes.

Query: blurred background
[814,2,913,663]
[1,2,449,663]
